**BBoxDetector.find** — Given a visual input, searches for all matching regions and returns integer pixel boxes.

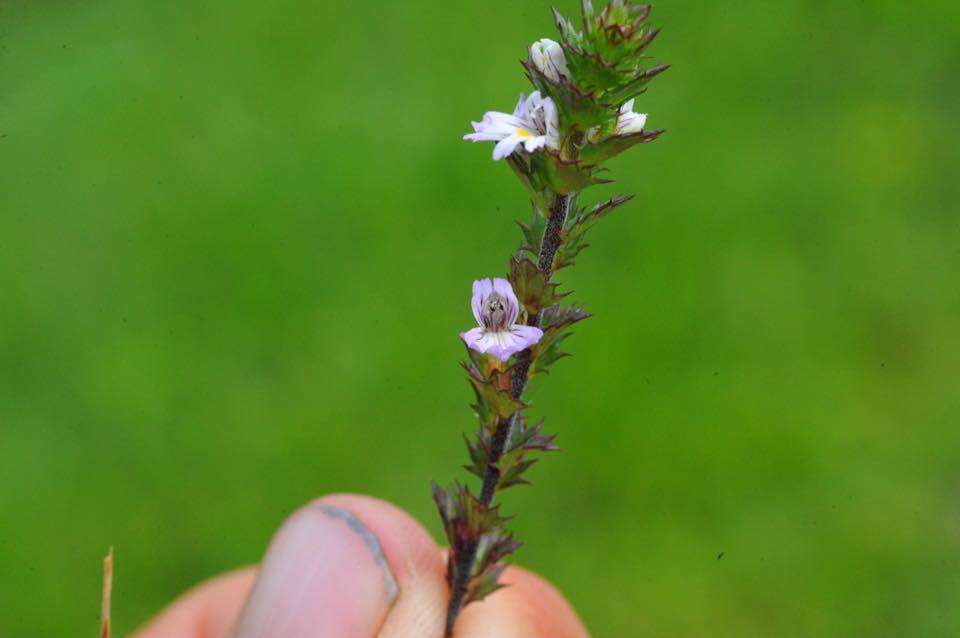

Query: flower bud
[529,38,569,83]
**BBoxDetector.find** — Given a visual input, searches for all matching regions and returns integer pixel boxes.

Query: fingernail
[234,502,399,638]
[317,505,399,603]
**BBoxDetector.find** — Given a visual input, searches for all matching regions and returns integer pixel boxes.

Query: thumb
[233,500,400,638]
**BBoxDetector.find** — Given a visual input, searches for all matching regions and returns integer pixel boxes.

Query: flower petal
[460,326,487,352]
[492,135,523,160]
[482,327,541,362]
[471,279,493,325]
[492,278,520,326]
[523,135,547,153]
[482,331,522,361]
[509,325,544,351]
[512,93,529,118]
[540,97,560,149]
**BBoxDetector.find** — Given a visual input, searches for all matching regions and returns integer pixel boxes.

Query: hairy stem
[444,192,575,637]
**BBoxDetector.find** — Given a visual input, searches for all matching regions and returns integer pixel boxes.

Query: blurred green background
[2,0,959,636]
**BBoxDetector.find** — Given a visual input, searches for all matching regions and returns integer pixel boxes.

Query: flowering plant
[433,1,668,635]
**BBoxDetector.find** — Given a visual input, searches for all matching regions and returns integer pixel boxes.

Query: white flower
[464,91,560,161]
[529,38,569,83]
[616,99,648,135]
[460,278,543,362]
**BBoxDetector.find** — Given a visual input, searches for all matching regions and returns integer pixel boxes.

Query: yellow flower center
[516,129,532,138]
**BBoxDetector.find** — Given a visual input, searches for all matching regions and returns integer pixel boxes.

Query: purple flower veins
[460,278,544,362]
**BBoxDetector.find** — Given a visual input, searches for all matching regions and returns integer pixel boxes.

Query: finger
[232,495,405,638]
[452,566,591,638]
[318,494,448,638]
[320,495,590,638]
[132,568,257,638]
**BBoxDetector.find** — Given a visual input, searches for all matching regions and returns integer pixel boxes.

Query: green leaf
[528,305,590,375]
[529,333,573,376]
[531,151,611,195]
[463,432,490,480]
[473,531,522,574]
[578,129,664,165]
[551,2,668,104]
[506,155,553,212]
[508,257,568,315]
[565,195,633,243]
[507,417,560,453]
[462,360,521,424]
[500,457,539,488]
[465,564,509,605]
[553,195,634,271]
[604,64,671,105]
[516,207,547,258]
[524,61,614,129]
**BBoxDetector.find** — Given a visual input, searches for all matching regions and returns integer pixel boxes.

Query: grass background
[2,0,960,636]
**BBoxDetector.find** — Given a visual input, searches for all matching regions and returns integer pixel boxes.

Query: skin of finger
[452,566,591,638]
[321,496,589,638]
[232,499,401,638]
[318,494,449,638]
[131,494,589,638]
[130,493,444,638]
[132,568,257,638]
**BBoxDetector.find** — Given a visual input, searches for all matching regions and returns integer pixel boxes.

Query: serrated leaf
[539,304,591,333]
[530,336,573,376]
[552,2,667,104]
[465,564,509,605]
[463,361,521,423]
[509,257,568,315]
[473,531,523,573]
[516,207,547,258]
[579,128,663,165]
[530,305,590,374]
[554,195,634,271]
[463,433,489,480]
[565,195,634,242]
[500,457,539,488]
[605,64,671,105]
[506,154,553,212]
[531,150,611,195]
[507,417,560,453]
[524,61,614,129]
[433,482,512,553]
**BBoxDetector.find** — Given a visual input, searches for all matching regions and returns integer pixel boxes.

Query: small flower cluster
[435,3,668,635]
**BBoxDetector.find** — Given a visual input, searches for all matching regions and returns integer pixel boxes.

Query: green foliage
[516,207,548,257]
[431,482,522,606]
[524,61,615,130]
[506,417,560,454]
[510,150,613,202]
[554,195,635,270]
[579,128,664,165]
[554,1,667,101]
[462,351,521,428]
[508,256,568,315]
[530,305,592,376]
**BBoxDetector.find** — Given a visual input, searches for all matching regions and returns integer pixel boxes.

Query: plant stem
[444,192,575,637]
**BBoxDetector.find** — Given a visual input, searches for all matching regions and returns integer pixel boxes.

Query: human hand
[134,494,589,638]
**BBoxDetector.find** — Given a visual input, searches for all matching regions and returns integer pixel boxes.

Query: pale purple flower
[464,91,560,161]
[616,98,648,135]
[529,38,569,83]
[460,278,543,362]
